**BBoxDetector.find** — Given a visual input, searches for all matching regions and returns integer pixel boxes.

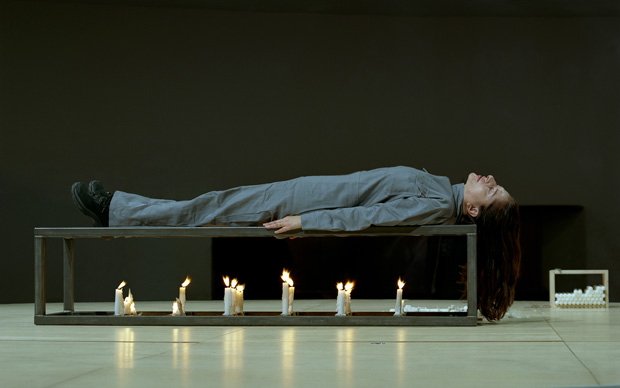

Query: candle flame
[117,281,126,290]
[286,278,294,287]
[237,284,245,292]
[345,281,354,292]
[337,282,343,290]
[181,276,191,287]
[281,269,290,282]
[231,278,238,288]
[398,278,405,289]
[223,276,230,287]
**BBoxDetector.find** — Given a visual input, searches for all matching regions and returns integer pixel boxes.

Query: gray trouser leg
[109,185,273,227]
[108,172,363,227]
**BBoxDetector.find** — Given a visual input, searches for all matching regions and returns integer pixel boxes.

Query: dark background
[1,0,618,304]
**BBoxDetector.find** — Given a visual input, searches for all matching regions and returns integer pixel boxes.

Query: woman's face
[464,173,510,212]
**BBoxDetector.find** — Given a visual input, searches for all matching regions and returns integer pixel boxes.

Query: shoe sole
[71,182,103,227]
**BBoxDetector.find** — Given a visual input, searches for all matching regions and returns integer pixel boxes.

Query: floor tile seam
[43,365,110,388]
[561,341,602,386]
[127,347,192,363]
[42,348,182,388]
[543,315,601,386]
[194,326,249,343]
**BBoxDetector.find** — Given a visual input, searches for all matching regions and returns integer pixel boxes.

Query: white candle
[223,276,232,316]
[281,269,290,316]
[282,283,289,315]
[394,278,405,316]
[179,287,185,310]
[180,297,186,315]
[336,282,346,316]
[114,281,126,316]
[236,285,245,315]
[172,299,182,316]
[287,278,295,315]
[179,276,190,311]
[231,278,238,316]
[344,282,354,315]
[130,302,136,315]
[224,288,232,315]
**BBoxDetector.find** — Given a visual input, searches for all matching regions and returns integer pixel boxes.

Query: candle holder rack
[34,226,478,326]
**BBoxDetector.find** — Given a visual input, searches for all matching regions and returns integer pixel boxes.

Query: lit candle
[336,282,346,316]
[124,288,134,315]
[223,276,232,316]
[231,278,238,316]
[344,281,354,315]
[236,284,245,315]
[281,269,290,316]
[287,278,295,315]
[114,281,126,316]
[394,278,405,316]
[179,276,190,311]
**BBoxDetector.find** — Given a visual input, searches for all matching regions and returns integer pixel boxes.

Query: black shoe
[88,180,113,206]
[71,182,110,227]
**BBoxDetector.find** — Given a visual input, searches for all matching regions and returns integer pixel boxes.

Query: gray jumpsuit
[109,166,464,231]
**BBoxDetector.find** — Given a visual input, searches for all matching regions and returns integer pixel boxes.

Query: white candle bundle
[281,269,295,315]
[394,278,405,316]
[222,276,244,315]
[114,281,126,316]
[179,276,190,311]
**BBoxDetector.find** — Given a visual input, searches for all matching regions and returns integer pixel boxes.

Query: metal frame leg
[34,237,46,316]
[63,238,75,312]
[466,232,477,319]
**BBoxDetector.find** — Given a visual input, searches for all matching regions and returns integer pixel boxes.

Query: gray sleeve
[300,196,455,231]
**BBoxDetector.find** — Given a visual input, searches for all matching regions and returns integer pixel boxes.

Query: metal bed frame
[34,225,478,326]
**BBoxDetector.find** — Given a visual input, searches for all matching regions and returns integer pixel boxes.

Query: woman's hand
[264,216,302,234]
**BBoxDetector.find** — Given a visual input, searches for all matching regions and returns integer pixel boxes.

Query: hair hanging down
[460,198,522,321]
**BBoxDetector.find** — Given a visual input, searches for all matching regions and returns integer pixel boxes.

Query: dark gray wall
[1,0,619,303]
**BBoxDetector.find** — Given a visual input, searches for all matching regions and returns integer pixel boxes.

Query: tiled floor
[1,300,619,388]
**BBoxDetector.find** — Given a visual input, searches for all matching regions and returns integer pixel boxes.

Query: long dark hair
[460,197,522,321]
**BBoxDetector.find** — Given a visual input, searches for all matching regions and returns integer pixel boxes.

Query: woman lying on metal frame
[71,166,521,321]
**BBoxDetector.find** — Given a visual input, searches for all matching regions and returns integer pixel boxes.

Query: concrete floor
[1,300,619,388]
